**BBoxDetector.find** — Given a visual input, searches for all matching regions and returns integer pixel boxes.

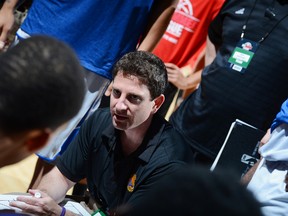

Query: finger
[168,77,176,83]
[0,30,8,49]
[28,189,44,198]
[165,62,177,69]
[0,40,5,50]
[167,72,178,79]
[10,200,31,211]
[16,196,39,205]
[166,67,178,74]
[164,62,173,67]
[10,200,44,215]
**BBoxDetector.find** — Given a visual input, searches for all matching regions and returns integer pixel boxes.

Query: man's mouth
[114,114,128,121]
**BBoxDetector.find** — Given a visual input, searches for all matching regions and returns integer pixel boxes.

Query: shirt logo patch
[235,8,245,14]
[127,174,136,192]
[241,42,253,51]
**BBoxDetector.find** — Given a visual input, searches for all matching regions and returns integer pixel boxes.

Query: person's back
[170,0,288,164]
[0,35,85,168]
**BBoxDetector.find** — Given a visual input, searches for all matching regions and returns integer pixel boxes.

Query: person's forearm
[38,167,75,203]
[1,0,19,10]
[205,36,217,66]
[138,0,177,51]
[241,159,261,185]
[0,0,19,46]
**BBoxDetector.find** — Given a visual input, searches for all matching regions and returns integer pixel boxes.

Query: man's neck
[120,117,153,156]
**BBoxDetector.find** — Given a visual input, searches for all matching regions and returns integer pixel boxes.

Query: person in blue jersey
[0,0,178,189]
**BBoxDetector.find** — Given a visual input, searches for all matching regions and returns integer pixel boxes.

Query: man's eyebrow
[112,86,120,91]
[127,92,142,97]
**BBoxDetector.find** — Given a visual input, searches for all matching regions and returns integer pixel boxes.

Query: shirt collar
[138,114,167,163]
[101,114,167,163]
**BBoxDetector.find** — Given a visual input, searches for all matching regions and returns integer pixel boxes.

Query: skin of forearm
[178,49,205,90]
[2,0,19,10]
[240,159,261,185]
[138,0,177,51]
[37,167,75,203]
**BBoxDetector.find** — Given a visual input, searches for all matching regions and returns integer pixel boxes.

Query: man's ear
[24,129,52,152]
[152,94,165,114]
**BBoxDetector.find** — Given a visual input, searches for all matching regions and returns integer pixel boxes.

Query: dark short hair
[0,35,85,134]
[112,51,168,99]
[121,165,262,216]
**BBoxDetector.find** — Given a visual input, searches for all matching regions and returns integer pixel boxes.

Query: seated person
[9,51,194,216]
[118,165,263,216]
[242,98,288,216]
[0,35,85,168]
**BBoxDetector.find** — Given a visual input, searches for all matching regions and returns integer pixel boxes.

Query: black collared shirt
[57,108,193,211]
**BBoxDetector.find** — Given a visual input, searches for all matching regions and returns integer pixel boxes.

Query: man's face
[0,133,31,168]
[110,72,156,131]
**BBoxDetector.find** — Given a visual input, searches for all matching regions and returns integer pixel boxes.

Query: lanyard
[240,0,288,43]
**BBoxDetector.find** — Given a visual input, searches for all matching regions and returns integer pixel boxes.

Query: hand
[0,7,15,50]
[9,189,63,216]
[165,63,187,90]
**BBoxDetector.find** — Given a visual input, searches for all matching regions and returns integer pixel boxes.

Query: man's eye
[112,89,121,98]
[128,95,142,104]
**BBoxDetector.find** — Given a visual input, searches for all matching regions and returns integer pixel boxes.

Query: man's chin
[112,121,129,131]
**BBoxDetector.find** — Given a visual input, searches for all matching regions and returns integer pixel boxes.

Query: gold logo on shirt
[127,174,136,192]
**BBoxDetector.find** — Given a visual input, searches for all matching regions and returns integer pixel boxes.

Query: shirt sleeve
[208,0,228,46]
[56,111,100,182]
[271,99,288,132]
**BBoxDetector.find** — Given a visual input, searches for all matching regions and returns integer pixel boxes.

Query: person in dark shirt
[170,0,288,165]
[10,51,193,216]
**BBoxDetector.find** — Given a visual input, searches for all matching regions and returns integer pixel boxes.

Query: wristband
[60,206,66,216]
[91,209,106,216]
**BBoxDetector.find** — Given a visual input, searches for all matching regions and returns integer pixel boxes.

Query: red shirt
[153,0,225,69]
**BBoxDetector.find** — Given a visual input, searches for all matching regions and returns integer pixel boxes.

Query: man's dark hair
[112,51,168,99]
[121,165,263,216]
[0,35,85,134]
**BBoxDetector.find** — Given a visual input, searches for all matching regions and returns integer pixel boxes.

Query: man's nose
[115,98,128,110]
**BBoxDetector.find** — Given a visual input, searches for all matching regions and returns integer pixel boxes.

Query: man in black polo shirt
[10,51,193,215]
[169,0,288,165]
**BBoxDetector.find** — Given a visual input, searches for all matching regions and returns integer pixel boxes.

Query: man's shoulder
[153,125,193,163]
[90,108,111,122]
[84,108,112,133]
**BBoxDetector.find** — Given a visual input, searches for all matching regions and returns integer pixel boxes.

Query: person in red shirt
[153,0,225,118]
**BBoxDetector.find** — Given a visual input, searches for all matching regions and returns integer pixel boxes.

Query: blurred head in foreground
[119,165,262,216]
[0,35,85,167]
